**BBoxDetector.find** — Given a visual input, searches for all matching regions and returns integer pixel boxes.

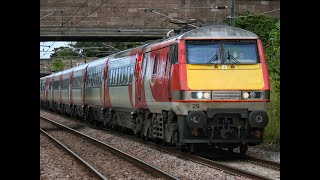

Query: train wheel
[239,144,248,155]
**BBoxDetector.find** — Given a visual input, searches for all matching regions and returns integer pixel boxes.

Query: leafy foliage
[52,58,65,72]
[233,11,280,144]
[266,20,280,81]
[50,47,79,58]
[235,11,278,45]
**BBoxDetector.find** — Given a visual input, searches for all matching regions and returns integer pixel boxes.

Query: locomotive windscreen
[186,40,259,64]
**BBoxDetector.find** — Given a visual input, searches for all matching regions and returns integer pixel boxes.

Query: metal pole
[230,0,235,26]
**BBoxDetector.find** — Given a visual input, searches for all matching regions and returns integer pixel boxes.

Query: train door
[166,45,177,100]
[138,52,149,106]
[44,79,48,100]
[103,63,107,108]
[69,72,73,104]
[104,62,113,108]
[155,49,170,102]
[50,77,54,102]
[163,49,172,101]
[82,69,87,106]
[59,74,62,103]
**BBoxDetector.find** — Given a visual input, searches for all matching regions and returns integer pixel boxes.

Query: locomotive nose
[248,110,269,128]
[186,111,207,128]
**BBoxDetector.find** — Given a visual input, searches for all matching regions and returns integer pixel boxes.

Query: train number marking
[192,104,200,109]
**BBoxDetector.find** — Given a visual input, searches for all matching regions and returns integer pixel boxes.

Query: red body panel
[42,27,270,115]
[257,39,270,90]
[149,47,171,102]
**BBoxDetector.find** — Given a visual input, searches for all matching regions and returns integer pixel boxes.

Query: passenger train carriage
[40,25,270,154]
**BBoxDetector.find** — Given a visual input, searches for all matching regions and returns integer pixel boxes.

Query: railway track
[40,116,179,180]
[40,128,107,180]
[236,153,279,171]
[40,110,280,180]
[96,126,279,180]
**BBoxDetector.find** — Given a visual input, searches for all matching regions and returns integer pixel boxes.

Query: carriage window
[121,67,125,85]
[61,79,69,90]
[123,67,127,85]
[108,70,112,86]
[126,67,131,84]
[53,80,59,89]
[112,70,115,85]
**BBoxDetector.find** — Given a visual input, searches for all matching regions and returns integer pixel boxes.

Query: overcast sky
[40,41,72,59]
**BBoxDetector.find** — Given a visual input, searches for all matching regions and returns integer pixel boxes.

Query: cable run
[63,0,91,26]
[228,8,280,19]
[46,0,111,54]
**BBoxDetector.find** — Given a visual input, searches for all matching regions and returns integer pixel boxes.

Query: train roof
[54,71,63,76]
[43,73,54,79]
[72,61,91,72]
[61,67,74,75]
[142,25,258,50]
[87,56,109,68]
[179,25,258,39]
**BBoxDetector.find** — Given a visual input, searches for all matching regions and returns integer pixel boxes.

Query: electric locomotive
[40,25,270,154]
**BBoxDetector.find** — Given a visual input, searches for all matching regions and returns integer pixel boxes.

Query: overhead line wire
[45,0,111,56]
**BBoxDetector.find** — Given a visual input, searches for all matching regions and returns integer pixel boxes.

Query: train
[40,25,270,154]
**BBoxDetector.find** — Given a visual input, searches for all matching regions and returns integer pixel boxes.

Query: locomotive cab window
[186,40,259,64]
[187,41,221,64]
[223,42,259,64]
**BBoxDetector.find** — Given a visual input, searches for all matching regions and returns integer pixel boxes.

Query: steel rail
[241,155,280,171]
[40,110,279,179]
[40,128,108,180]
[99,128,275,180]
[40,116,179,180]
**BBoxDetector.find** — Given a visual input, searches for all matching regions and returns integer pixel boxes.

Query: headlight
[189,91,211,100]
[243,92,249,99]
[196,92,203,99]
[250,92,256,98]
[204,92,211,99]
[242,91,263,99]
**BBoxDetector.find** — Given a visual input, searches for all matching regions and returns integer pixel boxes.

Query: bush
[235,11,278,45]
[52,58,65,72]
[264,79,280,144]
[233,12,280,144]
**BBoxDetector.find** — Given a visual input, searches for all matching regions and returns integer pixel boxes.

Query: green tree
[227,11,280,144]
[234,11,278,45]
[52,58,65,72]
[266,20,280,81]
[50,47,79,58]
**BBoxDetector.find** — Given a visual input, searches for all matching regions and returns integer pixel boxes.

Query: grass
[264,79,280,144]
